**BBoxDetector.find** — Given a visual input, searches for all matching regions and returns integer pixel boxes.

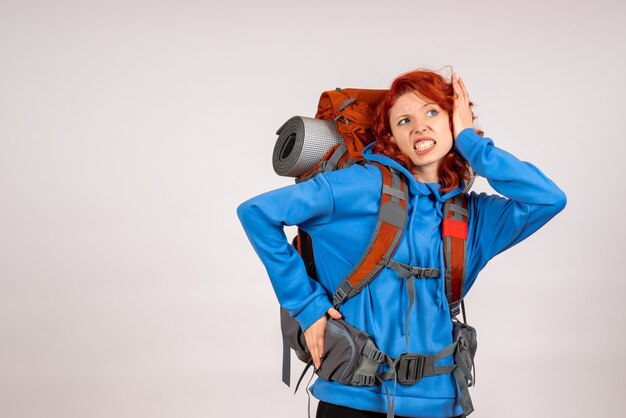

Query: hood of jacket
[361,141,465,203]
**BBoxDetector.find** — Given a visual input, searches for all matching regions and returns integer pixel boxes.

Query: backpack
[272,88,476,417]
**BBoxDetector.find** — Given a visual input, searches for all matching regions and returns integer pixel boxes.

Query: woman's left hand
[451,72,474,139]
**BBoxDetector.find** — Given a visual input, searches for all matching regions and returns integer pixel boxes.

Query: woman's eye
[426,109,439,117]
[397,118,410,126]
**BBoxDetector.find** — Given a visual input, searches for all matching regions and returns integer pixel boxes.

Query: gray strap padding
[350,339,385,386]
[458,197,468,315]
[444,234,453,303]
[443,195,468,320]
[448,195,468,320]
[448,203,469,217]
[331,167,408,308]
[443,198,453,307]
[379,201,407,228]
[382,184,406,200]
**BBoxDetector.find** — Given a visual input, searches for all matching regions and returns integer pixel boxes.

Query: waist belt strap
[378,340,457,383]
[374,341,457,418]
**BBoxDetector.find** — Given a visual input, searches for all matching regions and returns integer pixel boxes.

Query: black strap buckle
[396,353,427,384]
[410,267,438,278]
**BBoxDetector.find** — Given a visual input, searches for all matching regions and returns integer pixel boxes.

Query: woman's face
[388,91,453,183]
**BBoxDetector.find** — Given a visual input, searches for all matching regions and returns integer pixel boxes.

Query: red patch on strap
[442,218,468,240]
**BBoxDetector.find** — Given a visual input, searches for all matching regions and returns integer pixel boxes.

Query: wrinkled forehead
[389,91,437,117]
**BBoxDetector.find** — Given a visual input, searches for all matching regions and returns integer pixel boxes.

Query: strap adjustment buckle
[353,372,376,386]
[410,267,438,278]
[396,353,429,385]
[332,286,348,308]
[364,346,386,363]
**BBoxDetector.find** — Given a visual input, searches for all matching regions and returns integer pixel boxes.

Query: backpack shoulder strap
[442,193,469,318]
[332,162,408,307]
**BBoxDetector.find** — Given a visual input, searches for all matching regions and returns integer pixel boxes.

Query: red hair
[372,69,479,192]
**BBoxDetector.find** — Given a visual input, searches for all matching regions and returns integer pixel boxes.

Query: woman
[237,69,566,418]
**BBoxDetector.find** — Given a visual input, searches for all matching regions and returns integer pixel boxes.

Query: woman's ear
[387,134,396,144]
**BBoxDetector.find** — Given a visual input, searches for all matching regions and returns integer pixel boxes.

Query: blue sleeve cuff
[293,293,333,332]
[454,128,490,156]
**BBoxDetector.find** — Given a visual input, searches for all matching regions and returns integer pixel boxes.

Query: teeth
[414,140,435,151]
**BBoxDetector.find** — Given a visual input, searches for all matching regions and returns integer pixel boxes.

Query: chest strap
[384,258,441,350]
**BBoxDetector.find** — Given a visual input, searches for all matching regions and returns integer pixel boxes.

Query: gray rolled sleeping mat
[273,116,343,178]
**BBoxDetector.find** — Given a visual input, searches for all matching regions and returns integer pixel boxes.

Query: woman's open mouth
[414,139,435,155]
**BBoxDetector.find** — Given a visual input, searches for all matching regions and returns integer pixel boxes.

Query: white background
[1,1,624,417]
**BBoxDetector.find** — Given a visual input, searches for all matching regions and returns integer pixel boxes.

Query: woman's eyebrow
[392,103,436,121]
[393,114,410,122]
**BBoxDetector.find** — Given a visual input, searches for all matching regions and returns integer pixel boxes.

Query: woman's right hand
[304,307,342,370]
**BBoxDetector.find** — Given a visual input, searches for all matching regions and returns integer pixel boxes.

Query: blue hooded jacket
[237,128,566,417]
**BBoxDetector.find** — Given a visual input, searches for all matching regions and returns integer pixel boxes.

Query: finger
[313,354,320,370]
[314,336,324,369]
[317,328,325,355]
[458,77,470,101]
[304,330,318,364]
[304,335,314,358]
[309,338,320,369]
[328,307,342,319]
[452,74,462,102]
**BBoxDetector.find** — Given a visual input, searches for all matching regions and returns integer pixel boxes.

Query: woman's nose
[413,121,428,134]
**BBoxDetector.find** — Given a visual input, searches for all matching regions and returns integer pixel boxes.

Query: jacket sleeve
[454,128,567,292]
[236,175,335,331]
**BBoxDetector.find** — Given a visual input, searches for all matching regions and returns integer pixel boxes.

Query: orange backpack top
[315,88,388,160]
[294,88,388,181]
